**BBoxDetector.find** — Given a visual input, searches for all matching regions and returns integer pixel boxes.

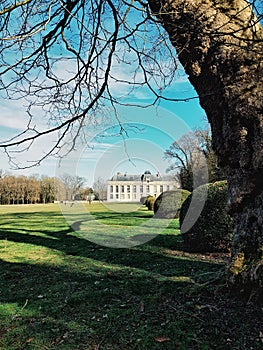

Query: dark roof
[110,173,174,182]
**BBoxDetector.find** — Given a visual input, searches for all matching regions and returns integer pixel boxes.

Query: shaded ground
[0,203,262,349]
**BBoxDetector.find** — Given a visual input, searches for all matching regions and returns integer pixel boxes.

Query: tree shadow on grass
[0,227,223,278]
[0,211,260,350]
[0,257,193,350]
[0,218,223,280]
[0,210,221,348]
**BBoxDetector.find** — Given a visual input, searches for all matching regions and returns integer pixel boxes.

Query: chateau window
[133,185,137,192]
[121,185,125,193]
[127,185,130,193]
[140,185,143,193]
[116,185,119,193]
[160,185,163,192]
[110,185,113,192]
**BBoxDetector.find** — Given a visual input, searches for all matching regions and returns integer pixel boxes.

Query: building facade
[107,171,179,202]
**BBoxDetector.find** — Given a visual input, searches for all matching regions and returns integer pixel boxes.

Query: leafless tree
[165,128,225,190]
[0,0,181,168]
[59,173,85,200]
[93,177,107,201]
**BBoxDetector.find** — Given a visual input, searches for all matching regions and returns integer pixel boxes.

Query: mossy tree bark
[148,0,263,298]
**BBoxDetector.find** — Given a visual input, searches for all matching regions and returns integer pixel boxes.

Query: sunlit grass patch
[0,240,63,265]
[0,203,261,350]
[56,201,181,248]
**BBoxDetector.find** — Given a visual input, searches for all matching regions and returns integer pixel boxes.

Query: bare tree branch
[0,0,262,170]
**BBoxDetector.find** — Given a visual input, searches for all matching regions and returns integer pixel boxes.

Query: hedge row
[179,181,232,252]
[153,189,191,219]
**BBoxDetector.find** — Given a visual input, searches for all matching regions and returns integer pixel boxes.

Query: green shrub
[179,180,232,253]
[140,196,147,205]
[145,195,156,211]
[154,189,191,219]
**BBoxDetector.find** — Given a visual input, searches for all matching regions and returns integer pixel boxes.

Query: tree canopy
[2,0,260,167]
[0,1,261,167]
[0,0,183,168]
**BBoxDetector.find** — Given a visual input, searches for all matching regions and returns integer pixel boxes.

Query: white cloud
[0,100,30,131]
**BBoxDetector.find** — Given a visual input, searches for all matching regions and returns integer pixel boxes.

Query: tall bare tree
[165,128,225,191]
[59,173,85,201]
[93,177,107,201]
[0,0,262,296]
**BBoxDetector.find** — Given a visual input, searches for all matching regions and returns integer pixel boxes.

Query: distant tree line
[0,171,95,205]
[0,173,56,204]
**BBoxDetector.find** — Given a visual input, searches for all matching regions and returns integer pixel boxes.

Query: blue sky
[0,0,262,187]
[0,2,207,186]
[0,76,206,186]
[46,77,207,187]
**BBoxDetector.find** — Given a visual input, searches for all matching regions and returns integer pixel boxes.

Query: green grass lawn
[0,203,261,349]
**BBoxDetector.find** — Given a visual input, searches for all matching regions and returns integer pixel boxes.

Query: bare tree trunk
[149,0,263,298]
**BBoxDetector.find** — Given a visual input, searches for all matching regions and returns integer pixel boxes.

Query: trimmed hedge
[154,189,191,219]
[140,196,147,205]
[145,195,156,211]
[179,180,232,253]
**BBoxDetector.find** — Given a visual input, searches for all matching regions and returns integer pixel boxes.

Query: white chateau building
[107,170,179,202]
